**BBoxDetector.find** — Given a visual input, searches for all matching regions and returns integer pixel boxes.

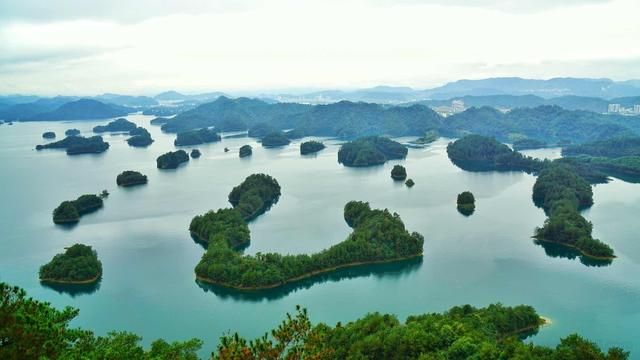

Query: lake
[1,114,639,357]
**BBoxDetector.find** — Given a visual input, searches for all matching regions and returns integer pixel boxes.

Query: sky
[0,0,639,96]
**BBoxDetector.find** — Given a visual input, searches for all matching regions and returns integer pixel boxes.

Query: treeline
[195,201,424,289]
[39,244,102,283]
[338,136,408,167]
[532,164,614,259]
[93,118,137,133]
[2,282,627,359]
[446,135,543,172]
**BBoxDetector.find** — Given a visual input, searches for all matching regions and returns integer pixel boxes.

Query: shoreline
[40,273,101,285]
[196,253,423,291]
[533,237,616,260]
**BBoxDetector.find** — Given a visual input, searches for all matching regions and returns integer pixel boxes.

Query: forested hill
[21,99,131,121]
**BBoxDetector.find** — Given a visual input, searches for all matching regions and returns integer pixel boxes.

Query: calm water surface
[1,115,639,357]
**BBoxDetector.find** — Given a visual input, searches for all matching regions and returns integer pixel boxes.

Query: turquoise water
[1,115,639,357]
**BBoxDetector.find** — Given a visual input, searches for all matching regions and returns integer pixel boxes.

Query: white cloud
[0,0,638,95]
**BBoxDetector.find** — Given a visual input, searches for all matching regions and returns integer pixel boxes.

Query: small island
[391,165,407,180]
[150,117,170,125]
[116,170,148,187]
[447,135,541,173]
[36,135,110,155]
[410,130,439,145]
[42,131,56,139]
[174,128,221,146]
[457,191,475,216]
[338,136,407,167]
[248,123,275,138]
[300,140,325,155]
[156,150,189,169]
[405,179,415,187]
[93,118,137,133]
[65,128,80,136]
[191,149,201,158]
[239,144,252,158]
[261,131,291,147]
[53,194,104,224]
[39,244,102,284]
[127,127,154,147]
[228,173,281,220]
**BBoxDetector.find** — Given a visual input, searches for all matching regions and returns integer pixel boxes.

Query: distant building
[451,100,465,113]
[634,105,640,114]
[608,103,621,113]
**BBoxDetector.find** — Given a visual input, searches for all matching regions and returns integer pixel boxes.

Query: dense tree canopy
[338,136,408,167]
[93,118,137,133]
[53,194,104,224]
[513,138,547,151]
[36,135,109,155]
[190,208,250,249]
[457,191,476,216]
[391,165,407,180]
[174,128,221,146]
[300,140,326,155]
[191,149,201,158]
[239,144,252,158]
[562,137,640,158]
[65,128,80,136]
[447,135,542,172]
[156,150,189,169]
[127,127,154,147]
[39,244,102,283]
[261,131,291,147]
[42,131,56,139]
[116,170,148,187]
[228,174,281,220]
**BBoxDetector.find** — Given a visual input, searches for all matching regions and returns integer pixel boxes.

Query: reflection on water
[533,240,612,267]
[197,256,424,301]
[40,279,102,297]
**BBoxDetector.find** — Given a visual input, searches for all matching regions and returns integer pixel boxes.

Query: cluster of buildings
[608,103,640,115]
[433,100,467,117]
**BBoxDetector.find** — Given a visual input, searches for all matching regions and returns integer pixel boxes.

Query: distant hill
[25,99,132,121]
[154,90,228,103]
[94,93,158,107]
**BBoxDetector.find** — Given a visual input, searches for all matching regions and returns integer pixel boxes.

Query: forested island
[39,244,102,284]
[261,131,291,147]
[42,131,56,139]
[191,149,201,158]
[36,135,109,155]
[532,164,614,259]
[391,165,407,180]
[447,135,542,172]
[1,282,627,359]
[410,130,439,145]
[156,150,189,169]
[228,174,281,220]
[405,179,415,187]
[174,128,221,146]
[195,200,424,290]
[127,127,154,147]
[239,144,252,158]
[116,170,148,187]
[65,128,80,136]
[93,118,136,133]
[300,140,325,155]
[457,191,475,216]
[149,117,169,125]
[53,194,104,224]
[338,136,408,167]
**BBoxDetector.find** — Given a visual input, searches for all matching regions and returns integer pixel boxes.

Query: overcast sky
[0,0,638,95]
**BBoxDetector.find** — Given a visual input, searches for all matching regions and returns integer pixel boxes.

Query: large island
[338,136,407,167]
[39,244,102,284]
[36,135,110,155]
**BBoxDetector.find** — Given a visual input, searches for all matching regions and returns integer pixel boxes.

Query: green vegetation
[149,116,170,125]
[190,208,250,249]
[39,244,102,283]
[116,170,148,187]
[562,137,640,158]
[300,140,326,155]
[261,131,291,147]
[239,144,252,158]
[65,128,80,136]
[36,135,109,155]
[513,138,548,151]
[190,149,201,158]
[447,135,542,172]
[338,136,408,167]
[127,127,154,147]
[42,131,56,139]
[93,118,137,133]
[405,179,415,187]
[228,174,281,220]
[174,128,221,146]
[53,194,104,224]
[410,130,439,145]
[391,165,407,180]
[532,164,614,259]
[457,191,475,216]
[195,201,424,290]
[156,150,189,169]
[2,282,627,360]
[247,122,275,138]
